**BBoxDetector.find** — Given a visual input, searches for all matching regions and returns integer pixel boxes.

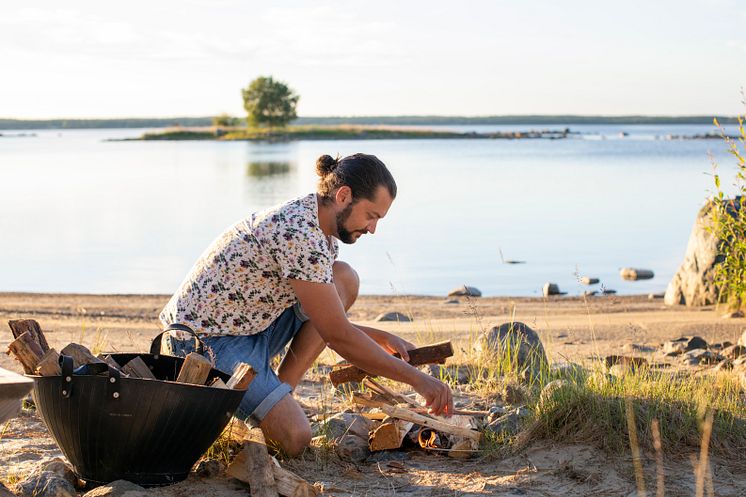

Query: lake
[0,124,740,297]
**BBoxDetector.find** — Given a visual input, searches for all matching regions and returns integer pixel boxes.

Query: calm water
[0,125,740,296]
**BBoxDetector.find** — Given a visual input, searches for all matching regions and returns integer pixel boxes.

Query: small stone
[648,293,665,300]
[16,471,76,497]
[712,359,733,372]
[722,310,744,319]
[484,410,523,437]
[542,283,564,296]
[335,433,369,463]
[82,480,148,497]
[447,285,482,297]
[194,458,223,478]
[319,413,373,441]
[502,383,526,404]
[680,349,723,366]
[722,345,746,360]
[579,276,599,285]
[41,458,77,487]
[662,336,708,355]
[442,299,459,305]
[374,311,412,322]
[620,268,655,281]
[601,289,617,295]
[429,364,472,384]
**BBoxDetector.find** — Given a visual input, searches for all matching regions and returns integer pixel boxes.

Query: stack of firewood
[5,319,254,389]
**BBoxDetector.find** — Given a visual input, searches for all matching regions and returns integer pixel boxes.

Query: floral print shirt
[159,194,338,336]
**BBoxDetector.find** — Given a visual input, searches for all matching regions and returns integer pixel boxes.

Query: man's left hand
[380,334,416,362]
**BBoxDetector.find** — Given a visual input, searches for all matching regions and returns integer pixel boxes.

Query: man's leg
[259,261,359,456]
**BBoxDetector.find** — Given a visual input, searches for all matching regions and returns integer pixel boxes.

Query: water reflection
[246,160,292,177]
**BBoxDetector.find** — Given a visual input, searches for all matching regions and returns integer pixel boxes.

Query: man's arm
[289,279,453,416]
[356,325,415,362]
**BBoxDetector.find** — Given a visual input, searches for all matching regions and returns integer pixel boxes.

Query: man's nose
[367,219,378,234]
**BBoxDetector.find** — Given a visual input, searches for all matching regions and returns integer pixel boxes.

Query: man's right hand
[412,371,454,417]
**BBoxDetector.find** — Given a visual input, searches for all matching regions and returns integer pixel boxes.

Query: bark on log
[8,320,49,353]
[7,332,45,374]
[369,417,414,451]
[175,352,212,385]
[60,343,104,369]
[226,428,279,497]
[122,356,156,379]
[330,341,454,386]
[227,363,256,390]
[34,348,61,376]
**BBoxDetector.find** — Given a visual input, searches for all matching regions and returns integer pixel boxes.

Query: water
[0,125,740,296]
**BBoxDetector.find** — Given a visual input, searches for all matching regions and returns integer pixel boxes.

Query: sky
[1,0,745,119]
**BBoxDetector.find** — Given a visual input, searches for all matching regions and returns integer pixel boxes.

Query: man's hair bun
[316,154,339,176]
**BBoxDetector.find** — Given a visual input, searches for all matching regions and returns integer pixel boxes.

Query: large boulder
[665,198,742,307]
[447,285,482,297]
[478,322,548,380]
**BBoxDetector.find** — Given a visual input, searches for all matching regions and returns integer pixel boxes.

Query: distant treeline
[0,115,739,130]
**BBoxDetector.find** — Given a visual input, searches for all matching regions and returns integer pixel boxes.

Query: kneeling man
[159,153,453,456]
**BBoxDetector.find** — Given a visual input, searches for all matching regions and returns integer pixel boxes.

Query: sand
[1,292,745,496]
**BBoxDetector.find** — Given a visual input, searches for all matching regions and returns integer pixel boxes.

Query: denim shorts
[162,303,307,425]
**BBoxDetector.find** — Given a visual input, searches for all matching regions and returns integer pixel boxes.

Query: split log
[330,341,454,386]
[226,428,279,497]
[228,446,319,497]
[8,320,49,353]
[60,343,104,369]
[369,417,414,451]
[227,363,256,390]
[7,332,45,374]
[122,356,156,379]
[352,392,487,417]
[34,349,61,376]
[175,352,212,385]
[100,354,123,370]
[352,393,481,442]
[210,377,228,389]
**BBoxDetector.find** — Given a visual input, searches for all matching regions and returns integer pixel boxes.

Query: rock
[335,433,369,463]
[487,406,508,423]
[550,362,587,381]
[40,459,77,487]
[374,311,412,322]
[484,410,524,437]
[429,364,472,384]
[16,471,76,497]
[81,480,148,497]
[320,412,374,441]
[601,289,617,295]
[662,336,708,355]
[0,482,14,497]
[620,268,655,281]
[712,359,733,371]
[680,349,723,366]
[579,277,599,285]
[442,299,459,305]
[501,382,527,404]
[709,341,732,350]
[722,310,745,319]
[542,283,564,296]
[665,198,743,307]
[623,343,655,353]
[721,345,746,360]
[478,322,548,381]
[193,458,223,478]
[648,293,665,300]
[447,285,482,297]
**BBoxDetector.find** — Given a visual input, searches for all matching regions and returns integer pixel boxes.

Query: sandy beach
[1,292,745,496]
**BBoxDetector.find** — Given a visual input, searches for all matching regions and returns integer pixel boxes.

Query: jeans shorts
[162,303,307,425]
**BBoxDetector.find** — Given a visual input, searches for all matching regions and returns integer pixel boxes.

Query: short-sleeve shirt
[159,193,339,336]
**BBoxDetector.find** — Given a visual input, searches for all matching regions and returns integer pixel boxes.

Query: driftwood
[369,417,414,451]
[228,444,319,497]
[122,356,156,379]
[7,332,45,374]
[60,343,105,369]
[226,428,279,497]
[329,341,454,386]
[8,320,49,353]
[175,352,212,385]
[34,349,61,376]
[227,363,256,390]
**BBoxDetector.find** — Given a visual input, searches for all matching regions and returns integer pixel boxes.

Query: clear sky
[2,0,745,118]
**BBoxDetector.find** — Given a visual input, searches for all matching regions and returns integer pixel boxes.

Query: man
[160,153,453,456]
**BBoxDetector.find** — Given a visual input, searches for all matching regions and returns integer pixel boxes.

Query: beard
[336,203,367,244]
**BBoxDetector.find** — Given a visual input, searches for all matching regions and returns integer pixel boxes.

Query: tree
[241,76,299,128]
[212,113,240,128]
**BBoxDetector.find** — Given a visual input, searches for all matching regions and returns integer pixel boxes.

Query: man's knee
[279,422,312,457]
[332,261,359,310]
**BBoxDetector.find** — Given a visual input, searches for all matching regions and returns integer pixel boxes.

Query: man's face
[335,185,394,244]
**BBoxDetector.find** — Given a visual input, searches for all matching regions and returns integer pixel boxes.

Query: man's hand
[379,334,416,362]
[412,371,454,417]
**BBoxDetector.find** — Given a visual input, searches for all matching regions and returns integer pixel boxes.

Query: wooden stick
[175,352,212,385]
[122,356,156,379]
[8,320,49,353]
[34,348,61,376]
[227,363,256,390]
[60,343,104,369]
[226,428,279,497]
[363,378,420,408]
[330,341,453,386]
[352,393,481,441]
[369,418,414,451]
[352,392,487,417]
[7,331,45,374]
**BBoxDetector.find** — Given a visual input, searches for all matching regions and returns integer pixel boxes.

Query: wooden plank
[122,356,156,379]
[8,319,49,353]
[60,343,104,369]
[34,348,61,376]
[226,428,279,497]
[175,352,212,385]
[369,417,414,451]
[0,367,33,424]
[227,363,256,390]
[329,341,454,386]
[7,332,45,374]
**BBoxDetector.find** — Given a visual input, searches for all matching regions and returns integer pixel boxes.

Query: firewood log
[227,363,256,390]
[226,428,279,497]
[175,352,211,385]
[369,417,414,451]
[7,332,45,374]
[122,356,156,379]
[34,348,61,376]
[8,319,49,353]
[60,343,104,369]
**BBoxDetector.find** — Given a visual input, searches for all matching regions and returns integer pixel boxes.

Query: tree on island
[212,113,240,128]
[241,76,299,129]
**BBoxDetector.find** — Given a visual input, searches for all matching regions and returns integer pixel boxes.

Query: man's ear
[335,186,353,205]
